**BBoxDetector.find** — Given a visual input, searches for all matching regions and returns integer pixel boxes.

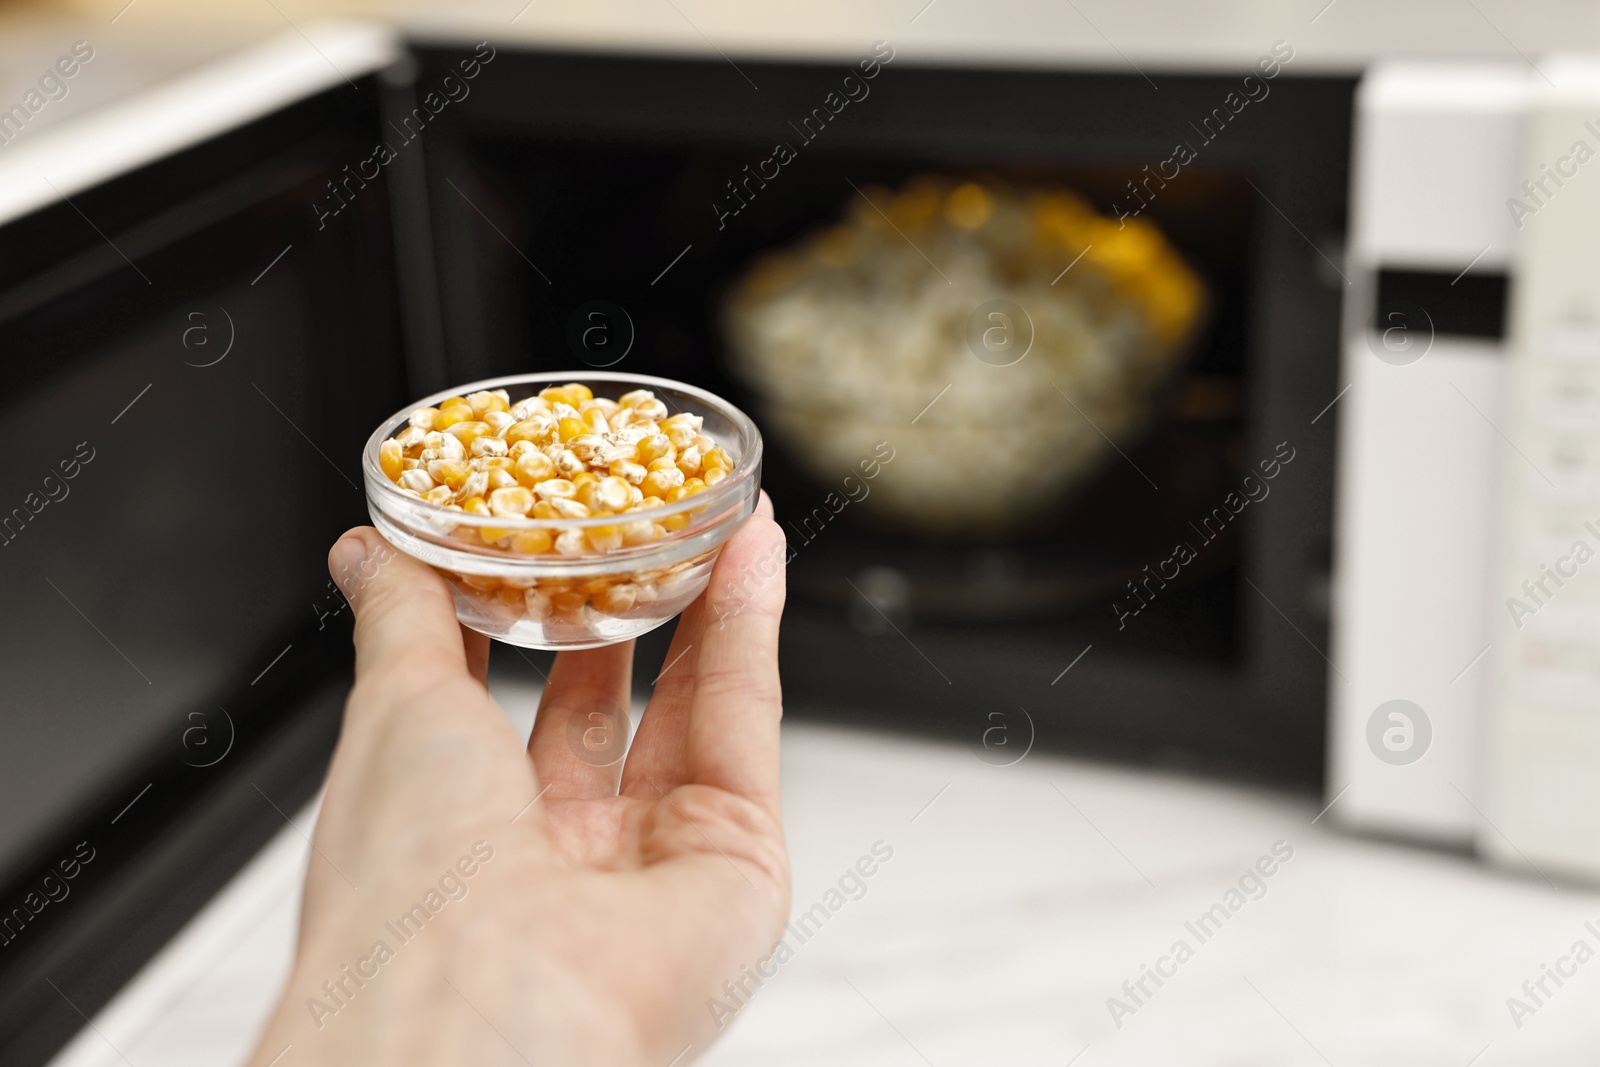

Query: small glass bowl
[362,371,762,650]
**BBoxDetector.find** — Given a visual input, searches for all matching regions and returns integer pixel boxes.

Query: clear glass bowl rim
[362,369,763,535]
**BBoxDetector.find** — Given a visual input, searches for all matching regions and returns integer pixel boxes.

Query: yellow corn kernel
[489,487,535,516]
[556,416,587,443]
[666,423,698,450]
[618,388,655,408]
[460,496,500,543]
[554,531,588,558]
[379,439,404,481]
[582,407,610,436]
[562,382,593,402]
[642,467,685,498]
[660,412,695,430]
[524,588,553,619]
[551,588,588,611]
[506,416,554,446]
[399,469,436,493]
[510,527,553,554]
[446,420,492,448]
[467,390,509,417]
[426,459,470,490]
[620,520,656,546]
[470,435,508,458]
[703,445,733,471]
[676,446,702,477]
[459,572,500,592]
[480,455,515,471]
[587,524,624,552]
[409,407,438,430]
[538,385,574,407]
[535,478,576,500]
[456,469,488,502]
[637,434,673,465]
[646,456,677,473]
[394,426,428,454]
[639,495,666,510]
[515,451,557,486]
[532,501,558,519]
[486,468,517,492]
[703,467,728,487]
[575,480,602,512]
[550,497,590,519]
[662,513,689,532]
[596,475,631,512]
[592,582,638,614]
[693,433,716,454]
[435,431,467,461]
[434,404,473,430]
[554,448,584,477]
[665,485,691,503]
[512,395,554,420]
[439,395,469,409]
[423,484,454,506]
[650,522,669,539]
[564,435,604,466]
[633,397,669,421]
[610,459,647,485]
[683,477,706,493]
[571,470,599,487]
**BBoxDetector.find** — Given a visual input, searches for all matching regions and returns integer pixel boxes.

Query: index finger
[683,496,788,816]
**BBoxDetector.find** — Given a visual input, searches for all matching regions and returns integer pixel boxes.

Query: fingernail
[329,535,368,599]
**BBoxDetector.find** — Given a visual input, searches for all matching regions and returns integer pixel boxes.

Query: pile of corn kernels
[380,382,732,554]
[378,384,735,623]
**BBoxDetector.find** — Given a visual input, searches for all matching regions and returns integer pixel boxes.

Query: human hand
[246,493,789,1067]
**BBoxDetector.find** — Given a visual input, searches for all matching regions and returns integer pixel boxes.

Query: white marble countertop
[47,674,1600,1067]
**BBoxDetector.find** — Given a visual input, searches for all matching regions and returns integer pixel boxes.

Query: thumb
[328,527,470,687]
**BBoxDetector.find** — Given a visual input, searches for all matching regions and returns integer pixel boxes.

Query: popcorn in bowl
[723,176,1205,533]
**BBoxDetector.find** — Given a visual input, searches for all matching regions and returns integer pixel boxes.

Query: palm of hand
[253,500,789,1067]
